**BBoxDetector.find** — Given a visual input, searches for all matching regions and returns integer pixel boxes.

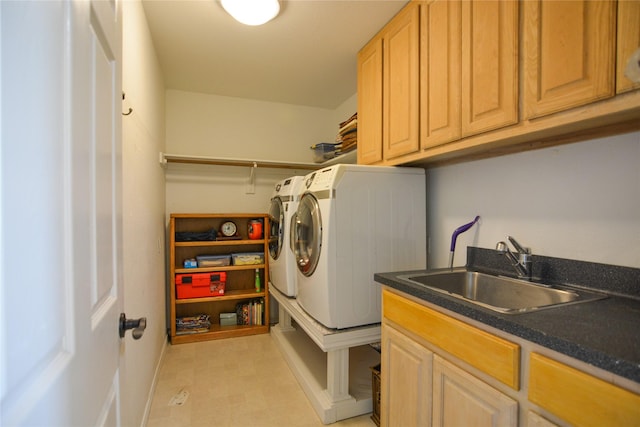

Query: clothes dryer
[268,176,304,297]
[293,164,426,329]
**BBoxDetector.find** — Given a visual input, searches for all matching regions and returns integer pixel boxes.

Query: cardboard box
[176,272,226,299]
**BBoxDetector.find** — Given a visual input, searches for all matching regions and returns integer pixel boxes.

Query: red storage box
[176,272,226,299]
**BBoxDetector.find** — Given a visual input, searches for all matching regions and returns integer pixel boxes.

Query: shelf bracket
[246,162,257,194]
[159,152,168,168]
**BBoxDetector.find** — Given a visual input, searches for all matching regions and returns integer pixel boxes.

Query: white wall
[122,2,167,426]
[332,92,358,129]
[163,88,640,272]
[166,89,355,163]
[427,132,640,269]
[165,90,357,214]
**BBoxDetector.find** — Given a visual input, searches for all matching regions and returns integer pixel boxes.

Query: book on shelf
[176,327,210,335]
[176,314,211,335]
[235,298,265,326]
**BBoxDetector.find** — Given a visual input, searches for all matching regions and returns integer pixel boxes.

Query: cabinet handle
[625,48,640,84]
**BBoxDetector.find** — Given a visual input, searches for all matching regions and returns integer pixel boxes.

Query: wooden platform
[270,286,381,424]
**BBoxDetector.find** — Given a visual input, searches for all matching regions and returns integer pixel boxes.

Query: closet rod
[160,153,320,170]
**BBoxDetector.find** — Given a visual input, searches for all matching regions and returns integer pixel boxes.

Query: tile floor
[146,333,377,427]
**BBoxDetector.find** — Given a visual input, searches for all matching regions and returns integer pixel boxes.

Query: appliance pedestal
[270,286,381,424]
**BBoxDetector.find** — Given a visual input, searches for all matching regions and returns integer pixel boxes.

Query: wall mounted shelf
[159,150,357,171]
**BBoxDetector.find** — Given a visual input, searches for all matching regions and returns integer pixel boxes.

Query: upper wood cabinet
[616,0,640,94]
[461,0,519,136]
[358,0,639,167]
[420,0,462,148]
[383,3,420,160]
[421,0,518,150]
[357,36,384,165]
[357,3,420,164]
[523,0,616,119]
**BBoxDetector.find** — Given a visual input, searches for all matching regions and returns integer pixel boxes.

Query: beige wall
[164,84,640,270]
[165,90,357,215]
[427,132,640,269]
[166,89,355,163]
[122,1,167,426]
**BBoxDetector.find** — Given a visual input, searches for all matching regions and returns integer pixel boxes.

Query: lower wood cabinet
[529,353,640,427]
[381,288,519,427]
[381,287,640,427]
[381,324,433,427]
[527,411,559,427]
[382,288,520,390]
[433,356,517,427]
[381,322,517,427]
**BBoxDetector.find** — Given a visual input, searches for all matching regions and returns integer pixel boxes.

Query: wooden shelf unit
[169,213,270,344]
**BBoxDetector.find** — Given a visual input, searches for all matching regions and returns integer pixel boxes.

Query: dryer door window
[294,193,322,277]
[268,197,284,260]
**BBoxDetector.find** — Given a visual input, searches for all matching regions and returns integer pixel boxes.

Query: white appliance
[293,164,426,329]
[268,176,304,297]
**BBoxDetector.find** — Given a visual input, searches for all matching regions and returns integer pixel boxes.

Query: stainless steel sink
[398,270,607,314]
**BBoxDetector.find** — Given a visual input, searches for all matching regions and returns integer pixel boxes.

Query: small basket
[311,143,337,163]
[231,252,265,266]
[370,363,381,426]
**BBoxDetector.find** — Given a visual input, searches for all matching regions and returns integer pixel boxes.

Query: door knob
[119,313,147,340]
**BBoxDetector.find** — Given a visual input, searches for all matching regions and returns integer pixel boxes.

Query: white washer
[293,164,426,329]
[268,176,304,297]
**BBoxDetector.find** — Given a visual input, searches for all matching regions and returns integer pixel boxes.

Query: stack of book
[335,112,357,154]
[175,314,211,335]
[309,113,358,163]
[235,299,265,326]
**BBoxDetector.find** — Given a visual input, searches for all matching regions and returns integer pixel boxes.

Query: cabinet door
[421,0,462,149]
[523,0,616,119]
[461,0,518,136]
[381,324,433,427]
[433,355,517,427]
[527,411,559,427]
[383,3,420,160]
[617,0,640,94]
[529,352,640,427]
[357,36,383,165]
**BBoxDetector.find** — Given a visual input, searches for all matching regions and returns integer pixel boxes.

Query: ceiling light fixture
[221,0,280,26]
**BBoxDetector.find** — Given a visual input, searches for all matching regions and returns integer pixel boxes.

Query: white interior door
[1,0,124,425]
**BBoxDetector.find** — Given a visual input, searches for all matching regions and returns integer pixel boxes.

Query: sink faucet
[496,236,532,279]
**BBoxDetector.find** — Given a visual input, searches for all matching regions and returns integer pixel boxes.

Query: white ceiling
[141,0,408,109]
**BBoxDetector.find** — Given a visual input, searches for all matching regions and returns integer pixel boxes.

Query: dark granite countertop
[375,248,640,383]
